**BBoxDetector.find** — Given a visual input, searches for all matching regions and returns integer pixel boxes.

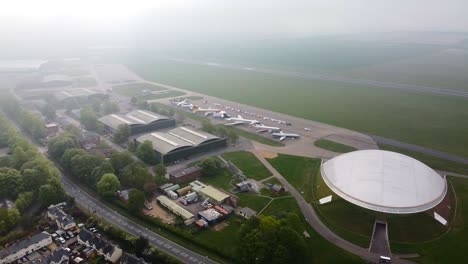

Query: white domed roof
[321,150,447,214]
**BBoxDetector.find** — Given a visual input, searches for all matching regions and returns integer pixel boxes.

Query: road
[251,151,413,264]
[171,58,468,98]
[60,176,216,264]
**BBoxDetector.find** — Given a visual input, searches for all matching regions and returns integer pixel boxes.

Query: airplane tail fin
[238,115,243,119]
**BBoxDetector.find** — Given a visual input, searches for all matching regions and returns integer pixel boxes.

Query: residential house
[47,203,76,231]
[78,229,122,263]
[0,232,52,264]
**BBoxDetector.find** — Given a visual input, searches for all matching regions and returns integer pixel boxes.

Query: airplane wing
[225,121,245,126]
[279,136,286,141]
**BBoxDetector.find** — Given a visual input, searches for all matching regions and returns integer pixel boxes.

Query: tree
[128,189,145,212]
[130,96,138,105]
[200,158,222,177]
[14,192,34,213]
[41,104,56,120]
[134,236,149,257]
[137,140,157,165]
[120,162,152,189]
[22,168,48,192]
[143,182,158,196]
[90,161,115,183]
[153,164,166,178]
[48,133,79,159]
[102,101,120,115]
[113,124,130,143]
[0,167,24,198]
[20,111,46,139]
[65,124,81,138]
[70,153,104,185]
[201,120,216,134]
[0,207,20,234]
[110,151,134,175]
[97,173,121,198]
[226,130,239,145]
[61,148,87,170]
[38,184,62,208]
[11,147,29,169]
[80,108,98,131]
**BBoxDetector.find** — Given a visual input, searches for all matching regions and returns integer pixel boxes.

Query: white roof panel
[321,150,447,214]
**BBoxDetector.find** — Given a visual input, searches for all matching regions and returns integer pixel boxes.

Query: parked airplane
[213,111,230,118]
[225,115,260,126]
[254,124,281,133]
[192,106,221,113]
[272,131,300,141]
[174,99,189,106]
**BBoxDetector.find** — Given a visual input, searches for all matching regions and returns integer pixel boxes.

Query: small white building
[0,232,52,264]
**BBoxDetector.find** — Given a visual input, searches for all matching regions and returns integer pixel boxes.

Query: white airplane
[272,131,300,141]
[254,124,281,133]
[225,115,260,126]
[174,99,189,106]
[180,103,194,109]
[304,128,311,131]
[192,106,221,113]
[213,111,230,118]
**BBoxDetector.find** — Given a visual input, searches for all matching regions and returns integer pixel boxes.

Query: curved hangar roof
[321,150,447,214]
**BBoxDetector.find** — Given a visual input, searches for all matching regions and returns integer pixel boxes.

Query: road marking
[164,244,171,249]
[190,257,197,261]
[181,253,188,257]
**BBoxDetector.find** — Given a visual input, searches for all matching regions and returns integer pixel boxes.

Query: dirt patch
[143,197,176,224]
[212,221,229,232]
[259,150,278,159]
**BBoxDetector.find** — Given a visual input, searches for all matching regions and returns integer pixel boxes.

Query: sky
[0,0,467,57]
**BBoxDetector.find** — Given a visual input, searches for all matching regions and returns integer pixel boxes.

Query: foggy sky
[0,0,467,56]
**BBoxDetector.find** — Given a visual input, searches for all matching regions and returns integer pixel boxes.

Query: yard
[314,139,357,153]
[199,168,234,191]
[266,154,321,203]
[235,193,271,212]
[222,151,272,180]
[113,83,186,100]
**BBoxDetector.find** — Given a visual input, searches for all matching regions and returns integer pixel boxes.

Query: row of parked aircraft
[172,99,301,141]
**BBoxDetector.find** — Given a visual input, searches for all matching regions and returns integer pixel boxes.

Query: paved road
[60,175,216,264]
[171,58,468,98]
[251,151,413,264]
[371,135,468,165]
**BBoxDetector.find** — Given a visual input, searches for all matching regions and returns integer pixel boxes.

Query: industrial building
[52,88,107,104]
[99,110,175,135]
[321,150,447,214]
[198,185,230,205]
[169,166,202,184]
[136,127,227,163]
[156,196,194,221]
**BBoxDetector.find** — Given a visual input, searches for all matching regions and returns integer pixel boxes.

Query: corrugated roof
[156,196,194,220]
[53,88,106,101]
[98,110,169,130]
[199,186,230,203]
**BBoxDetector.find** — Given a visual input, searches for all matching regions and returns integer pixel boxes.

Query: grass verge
[222,151,272,180]
[314,139,357,153]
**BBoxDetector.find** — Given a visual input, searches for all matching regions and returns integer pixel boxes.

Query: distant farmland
[127,58,468,158]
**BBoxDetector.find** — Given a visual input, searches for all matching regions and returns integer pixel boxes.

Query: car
[67,231,75,238]
[64,248,71,252]
[286,123,292,126]
[304,128,311,131]
[77,223,85,228]
[57,237,66,244]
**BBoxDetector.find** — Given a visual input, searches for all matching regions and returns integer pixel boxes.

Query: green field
[266,154,321,203]
[126,58,468,158]
[223,125,284,147]
[314,139,357,153]
[378,144,468,175]
[199,168,233,191]
[235,193,271,212]
[390,177,468,264]
[222,151,271,180]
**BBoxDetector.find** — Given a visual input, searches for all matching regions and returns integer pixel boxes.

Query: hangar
[135,126,227,163]
[98,110,175,135]
[321,150,447,214]
[53,88,107,104]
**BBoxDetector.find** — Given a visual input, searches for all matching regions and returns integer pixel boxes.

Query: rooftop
[136,127,220,155]
[98,110,169,130]
[156,196,194,220]
[199,186,230,203]
[170,166,202,178]
[321,150,447,214]
[53,88,106,101]
[0,232,51,258]
[198,208,222,221]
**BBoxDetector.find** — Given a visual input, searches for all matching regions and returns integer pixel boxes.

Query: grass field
[235,193,271,212]
[266,154,321,203]
[390,177,468,264]
[222,151,272,180]
[378,144,468,175]
[127,58,468,158]
[199,168,233,191]
[314,139,357,153]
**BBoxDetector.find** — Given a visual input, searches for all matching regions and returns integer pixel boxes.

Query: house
[270,184,285,195]
[120,252,148,264]
[32,248,70,264]
[45,123,59,137]
[78,229,122,263]
[169,166,202,184]
[117,189,131,202]
[238,207,257,219]
[0,232,52,264]
[79,131,101,151]
[0,198,14,209]
[235,181,251,192]
[47,203,76,230]
[198,208,222,225]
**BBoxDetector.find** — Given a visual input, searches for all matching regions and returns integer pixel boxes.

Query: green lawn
[314,139,357,153]
[267,154,321,203]
[113,82,167,96]
[200,168,233,191]
[184,96,204,101]
[236,193,271,212]
[390,177,468,264]
[127,58,468,158]
[378,144,468,175]
[222,151,271,180]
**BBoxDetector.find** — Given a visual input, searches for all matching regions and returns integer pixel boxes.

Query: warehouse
[156,195,194,221]
[52,88,107,105]
[98,110,175,135]
[169,165,202,184]
[198,185,230,205]
[135,127,227,163]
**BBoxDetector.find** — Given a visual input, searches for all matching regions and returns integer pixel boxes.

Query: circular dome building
[321,150,447,214]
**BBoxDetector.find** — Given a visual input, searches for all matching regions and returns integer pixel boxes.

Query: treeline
[0,94,47,140]
[201,120,239,143]
[0,113,67,235]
